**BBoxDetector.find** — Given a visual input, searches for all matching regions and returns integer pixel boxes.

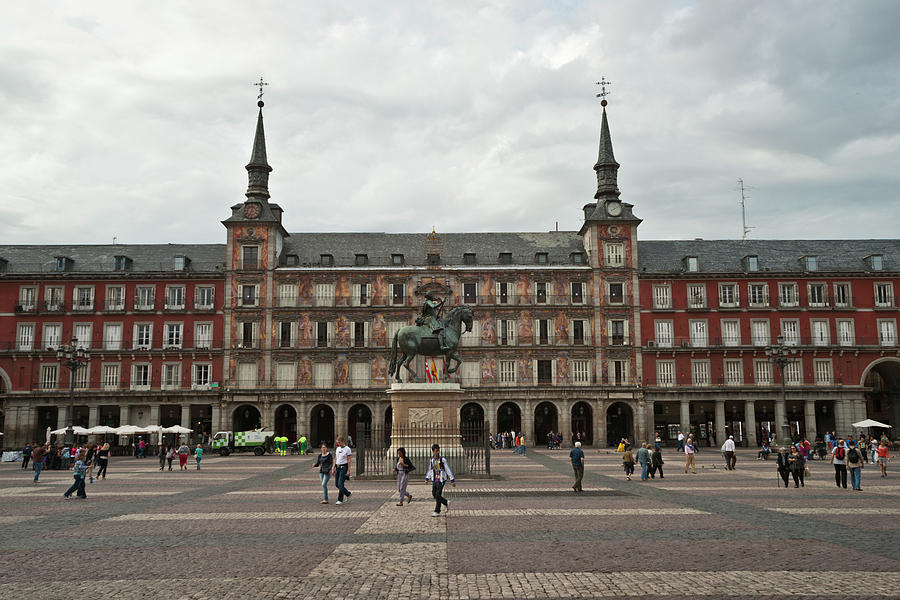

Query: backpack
[847,448,860,463]
[834,446,845,460]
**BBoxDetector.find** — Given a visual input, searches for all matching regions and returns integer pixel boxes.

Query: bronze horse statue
[388,305,474,382]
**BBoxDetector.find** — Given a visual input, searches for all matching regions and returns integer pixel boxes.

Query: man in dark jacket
[31,444,48,483]
[650,446,665,479]
[776,448,791,488]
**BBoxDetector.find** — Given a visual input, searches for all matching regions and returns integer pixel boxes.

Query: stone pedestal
[387,382,465,475]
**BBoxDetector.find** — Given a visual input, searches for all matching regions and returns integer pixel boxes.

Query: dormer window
[684,256,699,273]
[0,258,7,274]
[427,254,440,266]
[391,253,404,265]
[173,256,190,271]
[320,254,333,267]
[535,252,548,265]
[803,256,818,272]
[114,256,133,272]
[868,254,884,271]
[499,252,513,265]
[463,253,476,265]
[355,254,368,266]
[570,252,585,265]
[285,254,300,266]
[743,255,759,272]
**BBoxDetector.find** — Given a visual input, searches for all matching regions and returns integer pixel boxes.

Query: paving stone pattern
[1,447,899,599]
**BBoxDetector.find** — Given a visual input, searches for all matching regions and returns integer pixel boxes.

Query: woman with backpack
[831,438,848,489]
[846,440,864,491]
[394,447,415,506]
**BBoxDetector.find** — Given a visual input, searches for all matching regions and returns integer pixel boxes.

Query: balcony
[14,304,37,313]
[72,301,94,312]
[104,300,126,312]
[194,300,216,311]
[133,299,155,311]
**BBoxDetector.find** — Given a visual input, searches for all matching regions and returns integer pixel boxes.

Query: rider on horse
[418,291,449,352]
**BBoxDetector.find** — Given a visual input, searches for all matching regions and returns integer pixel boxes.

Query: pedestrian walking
[84,444,96,484]
[570,441,585,491]
[137,439,147,459]
[650,446,664,479]
[313,443,333,504]
[722,435,736,470]
[788,446,805,488]
[636,443,651,481]
[21,443,32,470]
[654,432,662,450]
[519,433,527,456]
[684,437,697,474]
[333,436,352,505]
[165,446,175,471]
[31,444,48,483]
[63,452,87,499]
[61,446,71,470]
[877,441,890,478]
[394,447,415,506]
[195,445,203,469]
[158,445,167,471]
[776,448,791,488]
[622,446,635,481]
[831,437,848,489]
[847,440,864,491]
[676,431,685,452]
[95,443,110,480]
[177,442,190,470]
[425,444,455,516]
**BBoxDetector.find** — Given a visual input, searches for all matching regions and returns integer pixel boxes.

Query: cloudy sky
[1,1,899,245]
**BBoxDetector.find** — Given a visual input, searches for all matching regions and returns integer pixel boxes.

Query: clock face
[606,201,622,217]
[243,203,261,219]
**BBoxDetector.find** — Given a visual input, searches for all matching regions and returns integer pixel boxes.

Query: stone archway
[533,401,559,446]
[348,403,373,444]
[607,402,634,446]
[233,404,262,432]
[862,358,900,430]
[460,402,485,445]
[497,402,522,434]
[310,404,335,448]
[571,401,593,446]
[274,404,298,442]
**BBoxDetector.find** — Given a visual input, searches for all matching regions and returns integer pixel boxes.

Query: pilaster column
[644,399,656,445]
[595,400,606,448]
[889,393,900,430]
[774,396,787,445]
[744,400,758,447]
[522,399,534,443]
[296,402,310,442]
[334,403,348,441]
[834,398,851,437]
[56,407,67,431]
[714,400,726,447]
[87,405,98,429]
[119,405,130,427]
[804,399,818,441]
[211,403,221,433]
[149,404,160,427]
[181,404,191,428]
[558,401,572,447]
[680,399,691,435]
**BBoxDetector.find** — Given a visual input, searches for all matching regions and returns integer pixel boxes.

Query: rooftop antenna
[112,236,117,245]
[737,178,755,240]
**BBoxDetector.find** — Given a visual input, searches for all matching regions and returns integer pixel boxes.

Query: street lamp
[56,338,90,445]
[765,334,797,445]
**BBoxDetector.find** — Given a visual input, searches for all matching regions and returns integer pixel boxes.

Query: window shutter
[532,359,538,386]
[351,284,360,306]
[533,319,540,344]
[584,319,592,346]
[509,320,517,346]
[364,322,370,345]
[327,321,334,347]
[495,282,501,303]
[551,360,557,384]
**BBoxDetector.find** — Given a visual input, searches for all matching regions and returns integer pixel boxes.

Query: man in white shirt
[333,436,352,504]
[677,431,685,452]
[721,435,736,470]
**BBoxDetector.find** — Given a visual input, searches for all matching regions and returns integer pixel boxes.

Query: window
[74,366,90,389]
[784,360,802,385]
[570,252,585,265]
[781,320,799,346]
[105,286,125,310]
[572,319,586,345]
[463,283,477,304]
[165,286,185,309]
[102,364,120,390]
[499,319,517,346]
[499,360,517,385]
[40,364,58,389]
[535,252,548,265]
[811,320,830,347]
[572,360,590,384]
[808,283,827,307]
[721,320,740,346]
[608,282,624,304]
[316,322,329,348]
[351,362,370,389]
[18,286,36,310]
[804,256,818,272]
[352,283,370,307]
[134,324,152,349]
[718,283,738,307]
[135,286,155,310]
[754,360,772,385]
[17,324,34,351]
[355,254,368,266]
[54,256,70,272]
[193,364,212,388]
[277,283,297,307]
[74,324,92,349]
[320,254,334,267]
[314,283,335,307]
[725,360,743,386]
[745,255,759,272]
[833,283,851,307]
[656,361,675,387]
[685,256,699,272]
[353,322,368,347]
[779,283,798,307]
[195,323,212,349]
[608,320,626,345]
[240,322,258,348]
[869,254,884,271]
[535,282,547,304]
[751,320,770,347]
[837,320,854,346]
[45,286,63,311]
[163,364,181,389]
[195,286,215,309]
[237,363,257,388]
[74,286,94,310]
[276,363,296,389]
[498,282,510,304]
[814,359,833,385]
[241,246,259,270]
[279,322,293,348]
[654,321,673,348]
[605,243,624,267]
[314,362,332,389]
[691,361,710,386]
[165,323,183,348]
[689,320,708,348]
[391,283,405,305]
[132,364,151,389]
[653,285,671,309]
[538,319,550,345]
[463,253,476,265]
[748,283,768,307]
[537,360,553,384]
[875,283,894,307]
[391,253,404,265]
[571,282,584,304]
[498,252,512,265]
[43,324,61,350]
[687,285,706,309]
[240,284,258,307]
[878,320,897,347]
[173,256,189,271]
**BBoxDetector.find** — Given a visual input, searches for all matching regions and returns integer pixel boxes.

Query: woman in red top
[877,442,890,478]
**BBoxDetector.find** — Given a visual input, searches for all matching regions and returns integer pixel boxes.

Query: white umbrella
[86,425,118,435]
[852,419,892,429]
[50,426,89,436]
[162,425,194,434]
[114,425,143,435]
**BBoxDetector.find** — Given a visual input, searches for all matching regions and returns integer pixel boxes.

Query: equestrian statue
[388,291,474,383]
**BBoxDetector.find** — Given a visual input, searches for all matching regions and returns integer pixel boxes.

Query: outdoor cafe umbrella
[49,426,89,436]
[852,419,892,429]
[86,425,118,435]
[162,425,194,434]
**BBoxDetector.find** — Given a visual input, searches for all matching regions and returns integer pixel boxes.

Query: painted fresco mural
[334,315,350,347]
[557,351,570,384]
[555,311,569,345]
[335,275,350,306]
[373,275,387,305]
[298,276,313,306]
[481,315,496,345]
[372,314,387,346]
[334,354,350,386]
[298,357,313,386]
[298,314,314,347]
[482,274,495,304]
[518,352,533,384]
[518,311,533,342]
[371,355,387,385]
[553,275,569,303]
[481,356,497,385]
[517,274,530,304]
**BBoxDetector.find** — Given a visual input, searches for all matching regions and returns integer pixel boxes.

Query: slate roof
[0,244,226,275]
[637,240,900,274]
[281,232,586,267]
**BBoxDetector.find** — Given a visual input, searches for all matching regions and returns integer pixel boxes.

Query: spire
[593,102,620,200]
[245,100,272,201]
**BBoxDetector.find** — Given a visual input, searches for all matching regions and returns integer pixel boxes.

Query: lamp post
[56,338,90,446]
[765,334,797,445]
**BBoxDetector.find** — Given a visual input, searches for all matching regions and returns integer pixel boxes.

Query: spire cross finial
[253,76,269,101]
[595,77,611,102]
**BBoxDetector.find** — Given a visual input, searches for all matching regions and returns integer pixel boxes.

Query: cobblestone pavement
[1,446,899,599]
